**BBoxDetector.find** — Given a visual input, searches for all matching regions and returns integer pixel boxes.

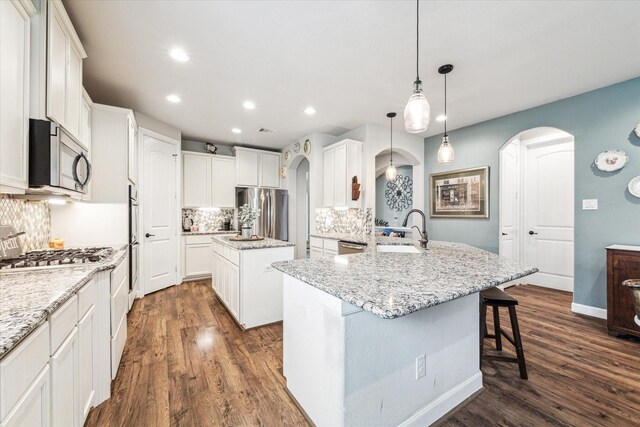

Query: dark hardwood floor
[86,281,640,426]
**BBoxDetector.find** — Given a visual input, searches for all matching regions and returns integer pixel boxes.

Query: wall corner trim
[571,302,607,319]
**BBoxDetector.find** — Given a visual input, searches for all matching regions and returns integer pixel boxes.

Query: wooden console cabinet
[606,245,640,337]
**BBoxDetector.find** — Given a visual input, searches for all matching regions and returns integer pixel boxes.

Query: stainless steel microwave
[29,119,91,194]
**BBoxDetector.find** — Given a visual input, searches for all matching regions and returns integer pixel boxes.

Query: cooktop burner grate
[0,247,113,269]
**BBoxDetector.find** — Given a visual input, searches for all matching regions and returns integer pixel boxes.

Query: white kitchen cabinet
[183,235,212,280]
[127,114,137,185]
[228,261,240,319]
[77,305,95,423]
[0,365,49,427]
[183,153,211,207]
[182,153,236,208]
[310,236,338,258]
[0,0,35,194]
[50,327,79,427]
[234,147,280,188]
[323,139,362,208]
[80,89,92,201]
[45,0,86,140]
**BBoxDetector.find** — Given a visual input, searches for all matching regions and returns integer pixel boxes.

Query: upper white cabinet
[323,139,362,208]
[80,89,92,201]
[0,0,36,194]
[182,152,236,208]
[235,147,280,188]
[127,116,137,185]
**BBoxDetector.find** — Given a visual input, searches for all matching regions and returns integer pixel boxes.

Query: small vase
[241,226,252,239]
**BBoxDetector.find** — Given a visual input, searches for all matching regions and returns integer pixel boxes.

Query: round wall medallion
[635,122,640,138]
[284,151,290,161]
[628,176,640,198]
[293,141,301,153]
[303,139,311,154]
[385,175,413,212]
[594,149,628,172]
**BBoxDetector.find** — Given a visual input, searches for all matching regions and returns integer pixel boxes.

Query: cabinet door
[333,144,347,207]
[183,154,211,207]
[127,116,137,185]
[228,262,240,321]
[211,157,236,207]
[184,243,212,278]
[236,150,259,187]
[323,149,335,207]
[0,0,30,193]
[0,365,50,427]
[65,43,82,139]
[51,327,78,427]
[77,306,95,425]
[259,152,280,188]
[80,97,92,201]
[211,252,219,293]
[310,247,323,258]
[47,5,67,126]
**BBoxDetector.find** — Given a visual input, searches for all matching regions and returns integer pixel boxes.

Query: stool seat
[481,287,518,306]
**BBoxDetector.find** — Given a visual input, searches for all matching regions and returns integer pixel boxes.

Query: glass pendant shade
[385,163,398,181]
[404,86,431,133]
[437,136,454,164]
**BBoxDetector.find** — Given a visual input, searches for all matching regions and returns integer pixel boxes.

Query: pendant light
[385,112,398,181]
[404,0,430,133]
[437,64,454,164]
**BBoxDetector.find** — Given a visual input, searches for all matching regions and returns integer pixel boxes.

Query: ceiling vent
[258,127,277,134]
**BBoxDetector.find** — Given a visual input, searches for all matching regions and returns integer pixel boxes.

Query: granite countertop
[0,246,127,360]
[183,230,237,236]
[310,233,413,246]
[212,235,295,251]
[272,241,538,319]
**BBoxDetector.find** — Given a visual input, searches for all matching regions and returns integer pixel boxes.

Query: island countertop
[0,246,127,360]
[272,241,537,319]
[212,235,295,250]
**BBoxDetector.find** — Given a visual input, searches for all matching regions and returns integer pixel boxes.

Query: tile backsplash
[182,208,235,231]
[315,208,372,235]
[0,197,50,252]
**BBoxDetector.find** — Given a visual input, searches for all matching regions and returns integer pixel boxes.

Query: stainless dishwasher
[338,241,367,255]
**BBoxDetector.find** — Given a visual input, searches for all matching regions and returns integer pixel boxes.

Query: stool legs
[508,306,528,380]
[492,306,502,351]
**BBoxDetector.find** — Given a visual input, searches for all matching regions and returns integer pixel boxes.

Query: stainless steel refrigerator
[236,188,288,241]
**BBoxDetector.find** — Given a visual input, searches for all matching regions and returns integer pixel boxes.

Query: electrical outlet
[582,199,598,210]
[416,354,426,379]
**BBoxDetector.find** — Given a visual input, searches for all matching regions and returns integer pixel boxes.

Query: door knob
[528,231,538,235]
[145,233,155,238]
[501,232,507,236]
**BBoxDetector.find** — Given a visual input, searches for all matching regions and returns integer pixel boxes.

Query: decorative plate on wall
[594,150,629,172]
[628,176,640,198]
[303,139,311,154]
[635,122,640,138]
[284,151,290,161]
[293,141,301,153]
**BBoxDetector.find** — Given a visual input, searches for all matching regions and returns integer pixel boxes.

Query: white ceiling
[64,0,640,149]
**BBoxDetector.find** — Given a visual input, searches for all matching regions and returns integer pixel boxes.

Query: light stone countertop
[211,235,295,251]
[272,241,538,319]
[0,246,127,360]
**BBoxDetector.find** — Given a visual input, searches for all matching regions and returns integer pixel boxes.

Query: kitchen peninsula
[272,241,537,426]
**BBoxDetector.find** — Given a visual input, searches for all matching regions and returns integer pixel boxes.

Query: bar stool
[479,287,528,379]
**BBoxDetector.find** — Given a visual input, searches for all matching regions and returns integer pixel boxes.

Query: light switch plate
[582,199,598,210]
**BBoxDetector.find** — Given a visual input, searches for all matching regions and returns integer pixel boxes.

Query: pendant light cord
[444,73,447,136]
[416,0,420,82]
[390,116,394,163]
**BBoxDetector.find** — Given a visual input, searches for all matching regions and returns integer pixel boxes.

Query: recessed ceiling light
[166,94,181,103]
[436,115,446,122]
[243,101,256,110]
[304,107,316,115]
[169,48,189,62]
[232,128,242,134]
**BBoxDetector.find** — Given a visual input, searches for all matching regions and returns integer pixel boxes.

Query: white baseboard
[399,372,483,427]
[571,302,607,319]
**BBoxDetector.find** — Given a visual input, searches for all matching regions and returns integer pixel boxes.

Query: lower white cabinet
[77,305,95,423]
[0,365,50,427]
[50,327,79,427]
[310,237,338,258]
[110,256,128,379]
[183,235,212,280]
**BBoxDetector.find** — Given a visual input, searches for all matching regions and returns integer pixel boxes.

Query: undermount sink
[377,245,421,254]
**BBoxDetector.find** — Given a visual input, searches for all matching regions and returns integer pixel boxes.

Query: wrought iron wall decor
[385,174,413,212]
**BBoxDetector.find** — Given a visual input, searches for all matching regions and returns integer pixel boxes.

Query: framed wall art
[429,166,489,218]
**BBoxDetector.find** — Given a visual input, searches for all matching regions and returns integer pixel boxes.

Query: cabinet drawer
[111,312,127,379]
[310,236,323,249]
[324,239,339,252]
[110,274,128,336]
[49,295,78,355]
[110,257,128,295]
[0,323,49,420]
[78,277,97,319]
[185,234,212,245]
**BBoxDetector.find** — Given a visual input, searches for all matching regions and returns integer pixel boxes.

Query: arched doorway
[288,155,310,259]
[499,127,575,292]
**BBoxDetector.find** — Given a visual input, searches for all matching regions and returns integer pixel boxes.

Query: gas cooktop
[0,247,114,270]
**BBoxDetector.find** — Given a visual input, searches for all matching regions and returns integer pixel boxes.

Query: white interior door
[142,134,178,294]
[523,138,574,292]
[499,141,520,261]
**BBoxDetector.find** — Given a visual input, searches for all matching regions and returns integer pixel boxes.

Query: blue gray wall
[424,77,640,309]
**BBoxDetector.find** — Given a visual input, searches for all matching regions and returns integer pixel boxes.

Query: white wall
[134,112,181,141]
[50,202,128,247]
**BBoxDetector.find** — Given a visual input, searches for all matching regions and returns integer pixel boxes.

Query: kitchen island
[272,241,537,426]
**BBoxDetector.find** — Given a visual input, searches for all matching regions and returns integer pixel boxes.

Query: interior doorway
[499,127,575,292]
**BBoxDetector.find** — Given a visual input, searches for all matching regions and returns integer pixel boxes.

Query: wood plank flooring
[86,282,640,427]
